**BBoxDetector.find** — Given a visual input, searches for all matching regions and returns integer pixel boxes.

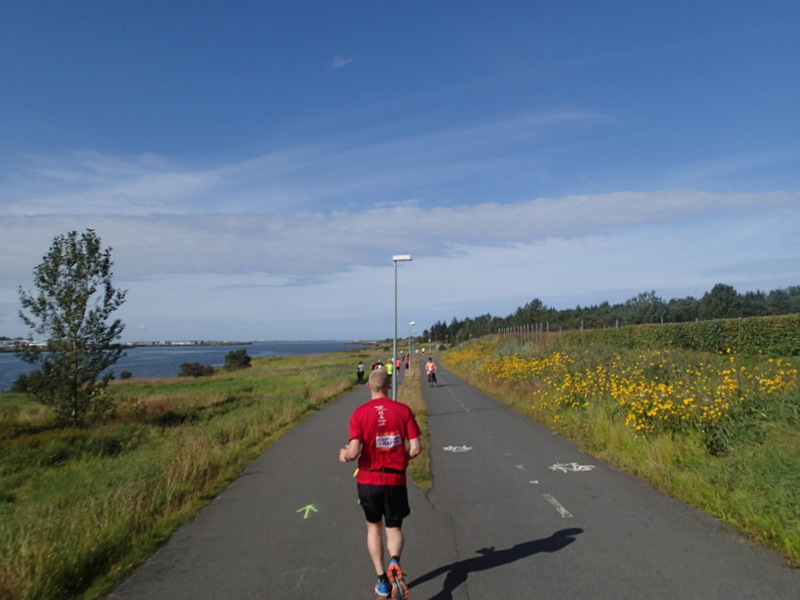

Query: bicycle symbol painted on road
[549,462,596,473]
[443,445,473,453]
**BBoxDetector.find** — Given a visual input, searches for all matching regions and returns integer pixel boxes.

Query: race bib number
[376,432,402,450]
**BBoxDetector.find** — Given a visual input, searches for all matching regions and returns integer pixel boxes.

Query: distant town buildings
[0,338,251,352]
[0,338,47,352]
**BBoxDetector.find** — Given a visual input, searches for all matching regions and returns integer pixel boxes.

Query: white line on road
[543,493,573,518]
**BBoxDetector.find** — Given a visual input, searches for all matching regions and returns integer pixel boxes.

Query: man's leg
[385,526,409,599]
[366,522,405,573]
[366,521,385,575]
[385,526,404,559]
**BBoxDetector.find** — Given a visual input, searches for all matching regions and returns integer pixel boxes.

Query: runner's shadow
[409,528,583,600]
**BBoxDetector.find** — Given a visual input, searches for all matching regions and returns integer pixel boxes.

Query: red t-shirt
[349,397,421,486]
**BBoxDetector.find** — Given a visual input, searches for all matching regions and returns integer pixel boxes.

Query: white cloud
[2,187,797,341]
[329,56,354,70]
[4,189,793,282]
[1,107,614,217]
[657,146,800,189]
[2,110,798,341]
[1,151,216,216]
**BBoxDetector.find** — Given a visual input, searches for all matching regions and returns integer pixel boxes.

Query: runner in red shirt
[340,369,421,599]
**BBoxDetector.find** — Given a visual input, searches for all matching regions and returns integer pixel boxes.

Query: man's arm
[408,437,421,459]
[339,438,362,463]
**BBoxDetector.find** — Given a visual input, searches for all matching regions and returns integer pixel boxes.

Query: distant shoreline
[0,339,379,353]
[0,340,252,353]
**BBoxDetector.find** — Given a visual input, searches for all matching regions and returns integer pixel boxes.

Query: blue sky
[1,1,798,342]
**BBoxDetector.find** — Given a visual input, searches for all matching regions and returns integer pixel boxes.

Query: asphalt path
[108,362,799,599]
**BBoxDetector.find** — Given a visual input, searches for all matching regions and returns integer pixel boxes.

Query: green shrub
[558,314,800,356]
[178,362,215,377]
[223,349,252,371]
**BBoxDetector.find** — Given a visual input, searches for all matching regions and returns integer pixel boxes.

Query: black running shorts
[357,483,411,528]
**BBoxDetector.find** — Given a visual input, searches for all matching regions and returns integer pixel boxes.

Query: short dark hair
[368,369,390,390]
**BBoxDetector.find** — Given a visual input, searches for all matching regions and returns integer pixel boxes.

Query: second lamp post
[392,255,412,400]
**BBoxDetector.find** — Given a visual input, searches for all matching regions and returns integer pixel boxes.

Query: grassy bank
[440,335,800,566]
[398,361,431,491]
[0,348,381,600]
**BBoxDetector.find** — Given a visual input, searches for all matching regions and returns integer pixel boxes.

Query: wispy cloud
[1,151,215,216]
[329,55,354,70]
[657,146,800,189]
[1,107,614,217]
[3,189,795,280]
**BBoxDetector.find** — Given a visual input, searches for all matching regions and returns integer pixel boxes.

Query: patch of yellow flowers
[447,342,798,435]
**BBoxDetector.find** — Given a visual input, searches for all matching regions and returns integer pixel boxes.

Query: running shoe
[375,578,392,598]
[387,558,409,600]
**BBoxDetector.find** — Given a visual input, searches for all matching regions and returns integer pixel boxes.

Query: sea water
[0,341,371,392]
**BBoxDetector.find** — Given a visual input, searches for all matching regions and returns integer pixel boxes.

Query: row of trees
[423,284,800,345]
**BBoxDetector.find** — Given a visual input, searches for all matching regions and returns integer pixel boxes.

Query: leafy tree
[625,291,667,324]
[699,283,742,320]
[664,296,697,322]
[17,230,127,426]
[512,298,550,325]
[224,348,251,371]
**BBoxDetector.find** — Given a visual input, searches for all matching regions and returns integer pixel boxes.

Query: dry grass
[398,363,431,490]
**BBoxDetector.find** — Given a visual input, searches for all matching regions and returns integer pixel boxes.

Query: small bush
[178,362,215,377]
[223,349,251,371]
[10,372,35,393]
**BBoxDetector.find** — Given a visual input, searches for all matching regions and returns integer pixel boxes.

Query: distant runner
[425,357,438,387]
[357,361,366,384]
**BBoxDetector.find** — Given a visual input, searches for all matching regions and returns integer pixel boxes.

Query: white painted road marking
[543,493,573,518]
[549,462,597,473]
[443,445,473,452]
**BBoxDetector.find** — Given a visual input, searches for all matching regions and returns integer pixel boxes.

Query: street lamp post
[408,321,415,371]
[392,255,412,400]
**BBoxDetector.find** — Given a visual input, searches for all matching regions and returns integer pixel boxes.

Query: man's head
[367,368,391,397]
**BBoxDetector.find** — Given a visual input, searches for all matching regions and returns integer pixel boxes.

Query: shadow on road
[409,528,583,600]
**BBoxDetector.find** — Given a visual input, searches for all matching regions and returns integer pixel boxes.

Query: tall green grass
[0,350,374,600]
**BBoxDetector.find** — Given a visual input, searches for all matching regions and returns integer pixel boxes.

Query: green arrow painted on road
[297,504,318,519]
